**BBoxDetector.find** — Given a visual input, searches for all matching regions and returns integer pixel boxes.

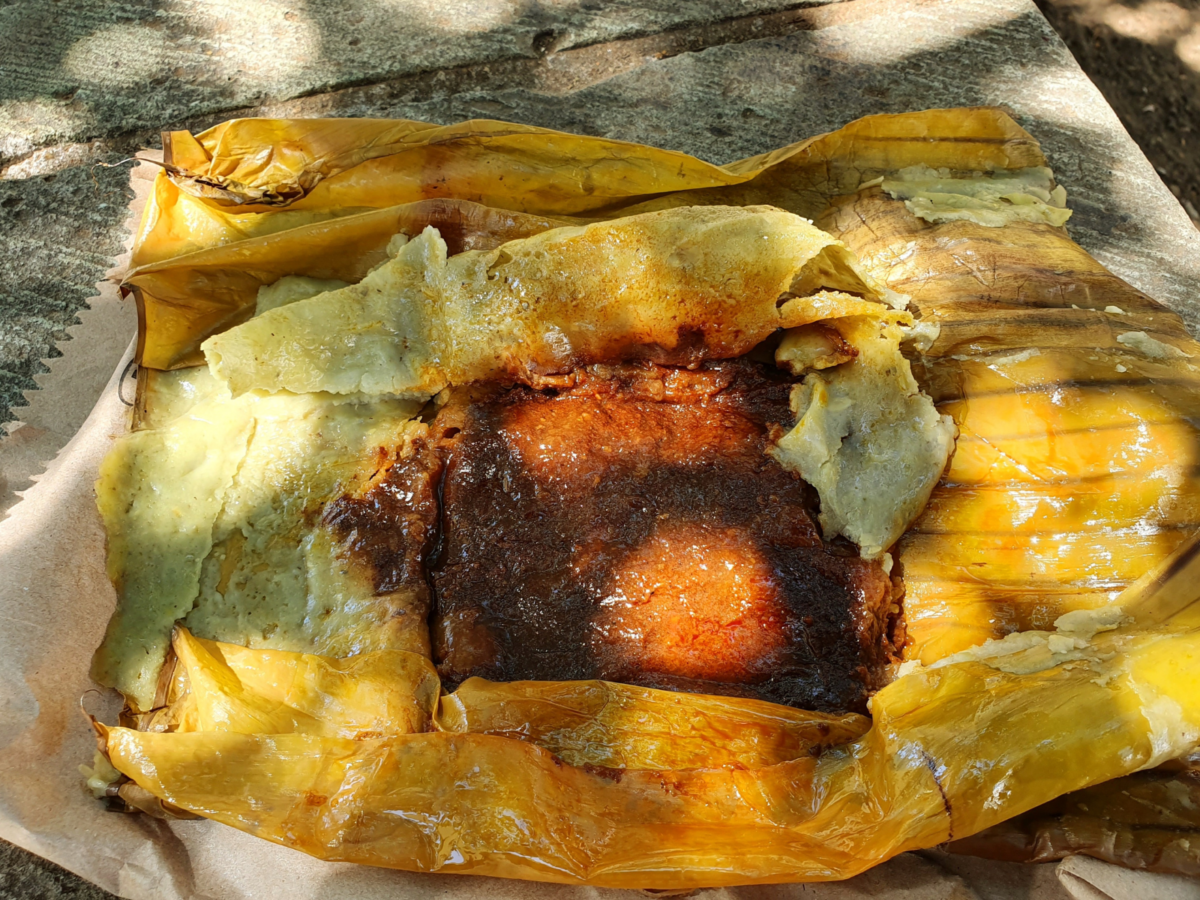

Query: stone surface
[2,0,1200,896]
[2,0,1199,434]
[1035,0,1200,227]
[0,2,832,431]
[0,0,831,163]
[247,0,1200,326]
[0,841,112,900]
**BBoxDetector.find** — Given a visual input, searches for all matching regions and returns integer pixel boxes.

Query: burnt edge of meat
[321,359,904,715]
[437,360,903,713]
[322,441,443,596]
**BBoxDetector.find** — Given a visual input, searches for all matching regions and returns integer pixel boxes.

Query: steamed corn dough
[255,274,349,315]
[772,316,957,559]
[93,393,253,710]
[199,204,953,558]
[880,165,1072,228]
[94,367,426,710]
[201,206,894,399]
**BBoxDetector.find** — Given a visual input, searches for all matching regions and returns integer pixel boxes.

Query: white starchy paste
[94,372,425,709]
[255,275,350,315]
[882,165,1072,227]
[203,206,893,401]
[1117,331,1192,359]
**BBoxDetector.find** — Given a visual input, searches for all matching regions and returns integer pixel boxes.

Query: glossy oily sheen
[437,677,870,770]
[430,361,895,712]
[819,190,1200,666]
[104,610,1200,888]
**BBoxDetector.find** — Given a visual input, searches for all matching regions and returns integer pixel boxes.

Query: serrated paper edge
[0,153,159,515]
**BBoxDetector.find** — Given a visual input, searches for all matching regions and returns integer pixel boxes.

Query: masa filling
[94,208,954,712]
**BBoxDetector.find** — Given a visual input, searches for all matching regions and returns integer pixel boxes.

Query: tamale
[90,109,1200,885]
[99,203,948,712]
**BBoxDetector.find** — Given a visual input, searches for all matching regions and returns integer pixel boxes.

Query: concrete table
[1,0,1198,896]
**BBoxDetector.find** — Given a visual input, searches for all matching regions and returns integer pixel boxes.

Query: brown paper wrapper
[0,156,152,514]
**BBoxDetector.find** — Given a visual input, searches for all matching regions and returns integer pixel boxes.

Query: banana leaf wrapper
[101,598,1200,887]
[151,627,870,769]
[946,547,1200,876]
[130,109,1042,369]
[112,109,1200,881]
[817,191,1200,665]
[129,108,1200,664]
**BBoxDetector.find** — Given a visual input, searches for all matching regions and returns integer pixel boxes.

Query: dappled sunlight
[592,522,792,684]
[61,1,323,93]
[6,0,1200,890]
[1056,0,1200,71]
[1178,21,1200,67]
[1100,0,1192,42]
[63,23,173,88]
[372,0,526,37]
[0,99,95,165]
[811,0,1026,67]
[901,348,1200,663]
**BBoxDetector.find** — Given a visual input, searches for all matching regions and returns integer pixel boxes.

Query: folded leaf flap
[128,198,573,369]
[105,620,1200,888]
[162,109,1046,212]
[436,677,870,770]
[130,108,1050,368]
[173,628,439,739]
[199,205,894,400]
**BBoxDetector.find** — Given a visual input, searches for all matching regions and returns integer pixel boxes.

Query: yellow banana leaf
[151,109,1042,222]
[161,628,869,770]
[129,108,1044,368]
[819,190,1200,664]
[948,766,1200,875]
[128,199,574,369]
[437,678,868,771]
[172,628,439,738]
[102,591,1200,888]
[940,535,1200,873]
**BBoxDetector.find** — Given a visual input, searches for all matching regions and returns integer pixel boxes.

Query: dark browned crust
[323,442,443,599]
[429,360,896,714]
[314,360,898,714]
